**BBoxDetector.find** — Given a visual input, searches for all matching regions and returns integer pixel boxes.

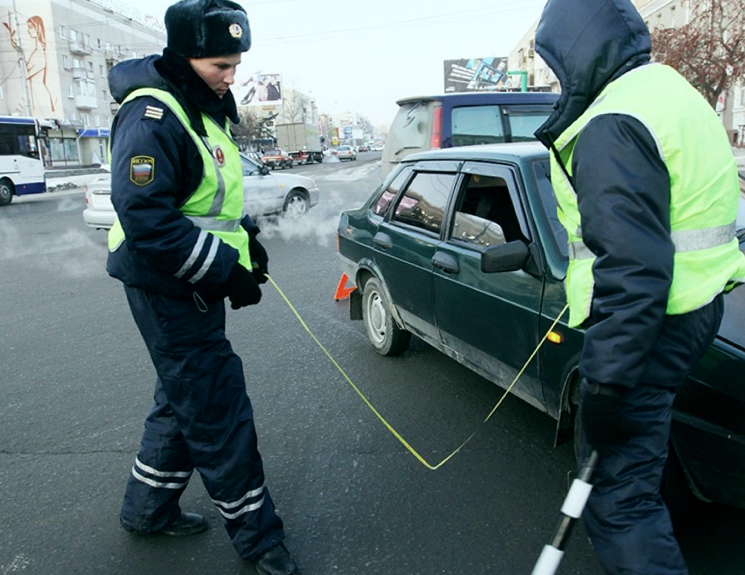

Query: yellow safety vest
[551,64,745,327]
[108,88,250,276]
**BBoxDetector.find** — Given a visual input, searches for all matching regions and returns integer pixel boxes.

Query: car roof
[395,91,560,106]
[402,141,550,165]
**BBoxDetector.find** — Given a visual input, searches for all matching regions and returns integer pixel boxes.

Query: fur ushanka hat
[164,0,251,59]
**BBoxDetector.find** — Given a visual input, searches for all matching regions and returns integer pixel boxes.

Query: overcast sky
[126,0,548,126]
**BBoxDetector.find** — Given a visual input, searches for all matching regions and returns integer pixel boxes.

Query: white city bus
[0,115,47,206]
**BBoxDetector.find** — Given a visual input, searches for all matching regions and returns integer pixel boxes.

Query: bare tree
[232,108,277,151]
[651,0,745,108]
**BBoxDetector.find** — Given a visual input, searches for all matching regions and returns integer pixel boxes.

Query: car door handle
[432,251,459,274]
[373,232,393,250]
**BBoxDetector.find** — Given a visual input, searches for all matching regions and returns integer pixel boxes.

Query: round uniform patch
[228,23,242,39]
[213,145,225,167]
[130,156,155,186]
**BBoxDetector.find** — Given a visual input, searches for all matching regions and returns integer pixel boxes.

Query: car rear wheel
[362,277,411,356]
[282,190,309,218]
[0,179,13,206]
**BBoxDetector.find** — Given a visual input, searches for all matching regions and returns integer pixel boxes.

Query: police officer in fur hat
[106,1,300,573]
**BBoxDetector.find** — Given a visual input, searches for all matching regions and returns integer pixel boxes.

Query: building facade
[0,0,164,167]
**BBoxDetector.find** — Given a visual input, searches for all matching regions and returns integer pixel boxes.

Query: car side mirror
[481,240,530,273]
[259,165,270,176]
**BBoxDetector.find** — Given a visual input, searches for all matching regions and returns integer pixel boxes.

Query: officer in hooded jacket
[533,0,745,573]
[106,1,299,573]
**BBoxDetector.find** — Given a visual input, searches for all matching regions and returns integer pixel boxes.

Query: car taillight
[430,105,442,149]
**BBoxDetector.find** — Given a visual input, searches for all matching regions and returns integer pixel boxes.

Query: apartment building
[0,0,165,166]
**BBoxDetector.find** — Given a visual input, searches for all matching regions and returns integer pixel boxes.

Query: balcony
[69,41,92,56]
[75,94,98,110]
[71,67,89,80]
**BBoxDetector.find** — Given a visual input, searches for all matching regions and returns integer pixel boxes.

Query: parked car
[380,91,559,179]
[337,142,745,515]
[83,174,116,230]
[82,152,319,229]
[261,148,293,170]
[334,145,357,161]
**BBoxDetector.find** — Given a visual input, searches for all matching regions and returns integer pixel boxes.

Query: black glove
[580,381,641,456]
[223,264,262,309]
[249,236,269,284]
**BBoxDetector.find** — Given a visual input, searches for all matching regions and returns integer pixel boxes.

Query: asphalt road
[1,153,743,575]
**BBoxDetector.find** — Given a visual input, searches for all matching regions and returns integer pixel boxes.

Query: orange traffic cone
[334,273,356,301]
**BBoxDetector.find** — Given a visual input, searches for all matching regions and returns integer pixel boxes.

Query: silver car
[82,153,320,229]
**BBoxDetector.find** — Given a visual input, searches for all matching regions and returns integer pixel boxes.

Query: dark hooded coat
[534,0,678,389]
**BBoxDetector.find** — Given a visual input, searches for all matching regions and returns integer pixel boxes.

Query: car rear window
[503,106,554,142]
[451,105,504,146]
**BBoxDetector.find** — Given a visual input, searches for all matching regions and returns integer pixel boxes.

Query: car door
[373,160,460,341]
[431,161,545,406]
[241,154,283,216]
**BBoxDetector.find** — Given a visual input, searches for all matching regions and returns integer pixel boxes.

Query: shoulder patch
[130,156,155,186]
[143,105,164,121]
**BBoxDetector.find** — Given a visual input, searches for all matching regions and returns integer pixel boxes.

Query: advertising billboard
[238,73,283,106]
[443,57,508,93]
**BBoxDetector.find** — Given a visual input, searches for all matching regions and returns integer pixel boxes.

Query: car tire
[282,190,309,219]
[0,179,13,206]
[361,277,411,356]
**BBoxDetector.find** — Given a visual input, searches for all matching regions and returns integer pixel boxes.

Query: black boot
[254,543,300,575]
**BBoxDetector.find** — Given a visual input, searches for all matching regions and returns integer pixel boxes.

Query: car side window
[451,105,505,147]
[392,171,455,235]
[450,174,523,248]
[372,166,412,218]
[242,156,259,176]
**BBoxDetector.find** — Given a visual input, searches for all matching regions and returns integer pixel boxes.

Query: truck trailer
[275,122,324,164]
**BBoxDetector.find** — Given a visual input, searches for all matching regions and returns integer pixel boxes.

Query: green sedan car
[337,142,745,514]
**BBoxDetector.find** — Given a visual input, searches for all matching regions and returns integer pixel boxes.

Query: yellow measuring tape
[267,275,569,471]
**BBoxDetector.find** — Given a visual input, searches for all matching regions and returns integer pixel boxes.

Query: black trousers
[119,286,285,560]
[580,295,723,575]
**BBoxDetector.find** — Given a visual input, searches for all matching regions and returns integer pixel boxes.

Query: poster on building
[443,57,508,93]
[238,73,283,106]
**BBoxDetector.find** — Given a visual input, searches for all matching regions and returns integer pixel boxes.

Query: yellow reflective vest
[551,64,745,327]
[108,88,250,277]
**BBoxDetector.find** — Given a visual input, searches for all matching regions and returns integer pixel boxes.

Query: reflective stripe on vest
[551,63,745,327]
[108,88,251,277]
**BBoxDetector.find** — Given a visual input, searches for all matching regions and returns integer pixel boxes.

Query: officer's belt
[569,221,737,260]
[186,215,242,233]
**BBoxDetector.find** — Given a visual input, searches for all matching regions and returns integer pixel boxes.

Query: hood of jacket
[108,49,239,136]
[533,0,652,148]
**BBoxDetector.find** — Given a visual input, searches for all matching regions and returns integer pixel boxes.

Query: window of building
[62,55,70,70]
[67,85,74,98]
[96,38,101,49]
[88,61,94,72]
[99,64,105,77]
[58,25,65,39]
[69,29,78,42]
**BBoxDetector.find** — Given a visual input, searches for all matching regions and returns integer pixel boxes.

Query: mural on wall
[4,14,58,117]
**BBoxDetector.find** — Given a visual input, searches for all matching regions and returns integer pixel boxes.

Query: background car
[337,142,745,517]
[82,153,319,229]
[334,145,357,161]
[261,148,293,170]
[82,173,116,230]
[240,152,319,218]
[380,91,559,179]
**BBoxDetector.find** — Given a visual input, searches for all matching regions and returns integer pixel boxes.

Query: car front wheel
[362,277,411,356]
[0,179,13,206]
[282,190,309,218]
